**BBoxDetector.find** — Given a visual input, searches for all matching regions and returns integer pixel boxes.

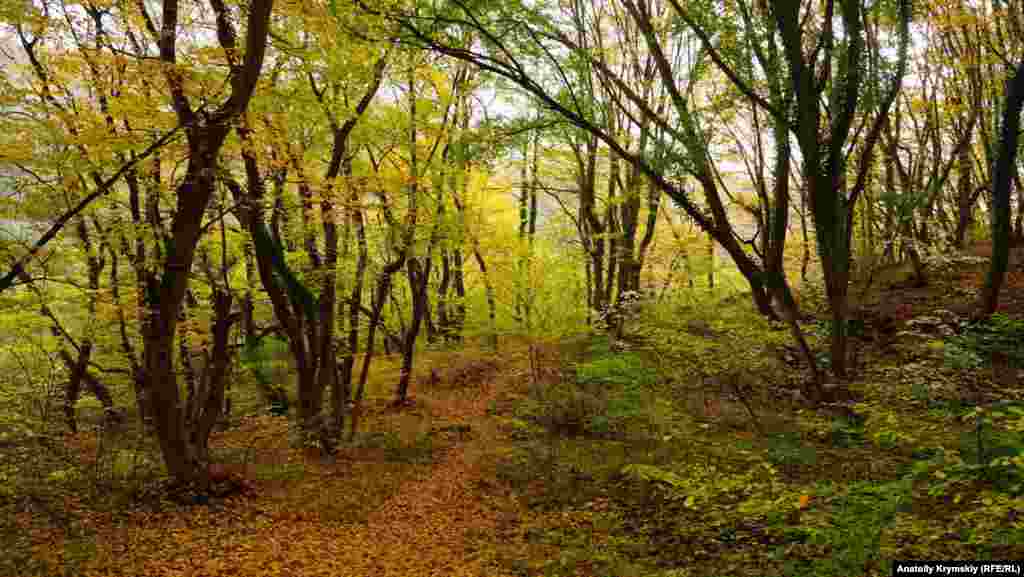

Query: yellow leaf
[798,494,811,509]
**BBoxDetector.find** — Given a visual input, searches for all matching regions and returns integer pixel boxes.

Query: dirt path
[115,400,513,576]
[335,383,516,576]
[39,352,532,577]
[190,382,523,577]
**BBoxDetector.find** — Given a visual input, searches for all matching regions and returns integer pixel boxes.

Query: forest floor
[3,245,1024,576]
[5,347,535,577]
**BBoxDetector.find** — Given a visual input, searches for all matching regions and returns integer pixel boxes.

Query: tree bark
[978,60,1024,317]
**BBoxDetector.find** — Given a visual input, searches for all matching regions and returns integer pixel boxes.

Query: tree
[137,0,274,484]
[770,0,910,378]
[369,0,906,390]
[926,1,987,249]
[978,59,1024,317]
[15,222,120,434]
[393,49,476,404]
[367,0,770,315]
[0,0,274,484]
[227,13,390,442]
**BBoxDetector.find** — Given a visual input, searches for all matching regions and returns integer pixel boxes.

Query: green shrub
[830,415,866,448]
[576,351,654,435]
[583,334,613,357]
[518,344,658,438]
[637,293,793,393]
[526,381,606,436]
[944,341,984,370]
[575,352,656,389]
[811,318,865,339]
[947,404,1024,494]
[767,432,818,467]
[241,336,292,414]
[946,313,1024,368]
[107,450,158,480]
[389,432,435,464]
[782,480,910,577]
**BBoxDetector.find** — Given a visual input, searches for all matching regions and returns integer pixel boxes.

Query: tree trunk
[144,140,228,483]
[192,286,235,462]
[1015,174,1024,242]
[978,60,1024,317]
[52,217,108,433]
[707,232,715,289]
[954,133,975,249]
[451,249,467,343]
[473,249,498,350]
[356,272,395,403]
[451,166,497,349]
[317,172,339,438]
[434,250,452,344]
[180,291,198,432]
[122,161,159,427]
[515,134,539,330]
[396,258,430,404]
[339,173,369,425]
[141,0,273,486]
[242,234,256,340]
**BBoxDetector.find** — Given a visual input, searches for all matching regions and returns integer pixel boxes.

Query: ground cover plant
[484,257,1024,576]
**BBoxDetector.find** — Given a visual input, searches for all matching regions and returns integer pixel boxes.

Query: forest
[0,0,1023,574]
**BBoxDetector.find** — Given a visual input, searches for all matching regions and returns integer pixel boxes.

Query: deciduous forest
[0,0,1023,574]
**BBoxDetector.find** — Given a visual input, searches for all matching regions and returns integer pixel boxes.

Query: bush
[241,336,292,414]
[517,341,658,438]
[767,432,818,467]
[830,414,866,448]
[575,353,657,389]
[783,480,910,577]
[518,381,606,436]
[946,313,1024,368]
[637,292,793,393]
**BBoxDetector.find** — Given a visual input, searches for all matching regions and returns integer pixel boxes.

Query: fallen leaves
[37,375,519,577]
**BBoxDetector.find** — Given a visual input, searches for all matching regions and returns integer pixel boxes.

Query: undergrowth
[495,286,1024,577]
[946,313,1024,369]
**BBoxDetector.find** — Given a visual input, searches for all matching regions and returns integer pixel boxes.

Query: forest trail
[330,380,517,577]
[56,351,531,577]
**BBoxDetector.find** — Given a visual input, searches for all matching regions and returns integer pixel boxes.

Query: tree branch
[0,124,186,293]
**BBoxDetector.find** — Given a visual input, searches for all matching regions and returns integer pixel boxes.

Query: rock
[907,315,942,329]
[821,383,858,403]
[904,316,956,338]
[933,308,959,326]
[685,319,718,338]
